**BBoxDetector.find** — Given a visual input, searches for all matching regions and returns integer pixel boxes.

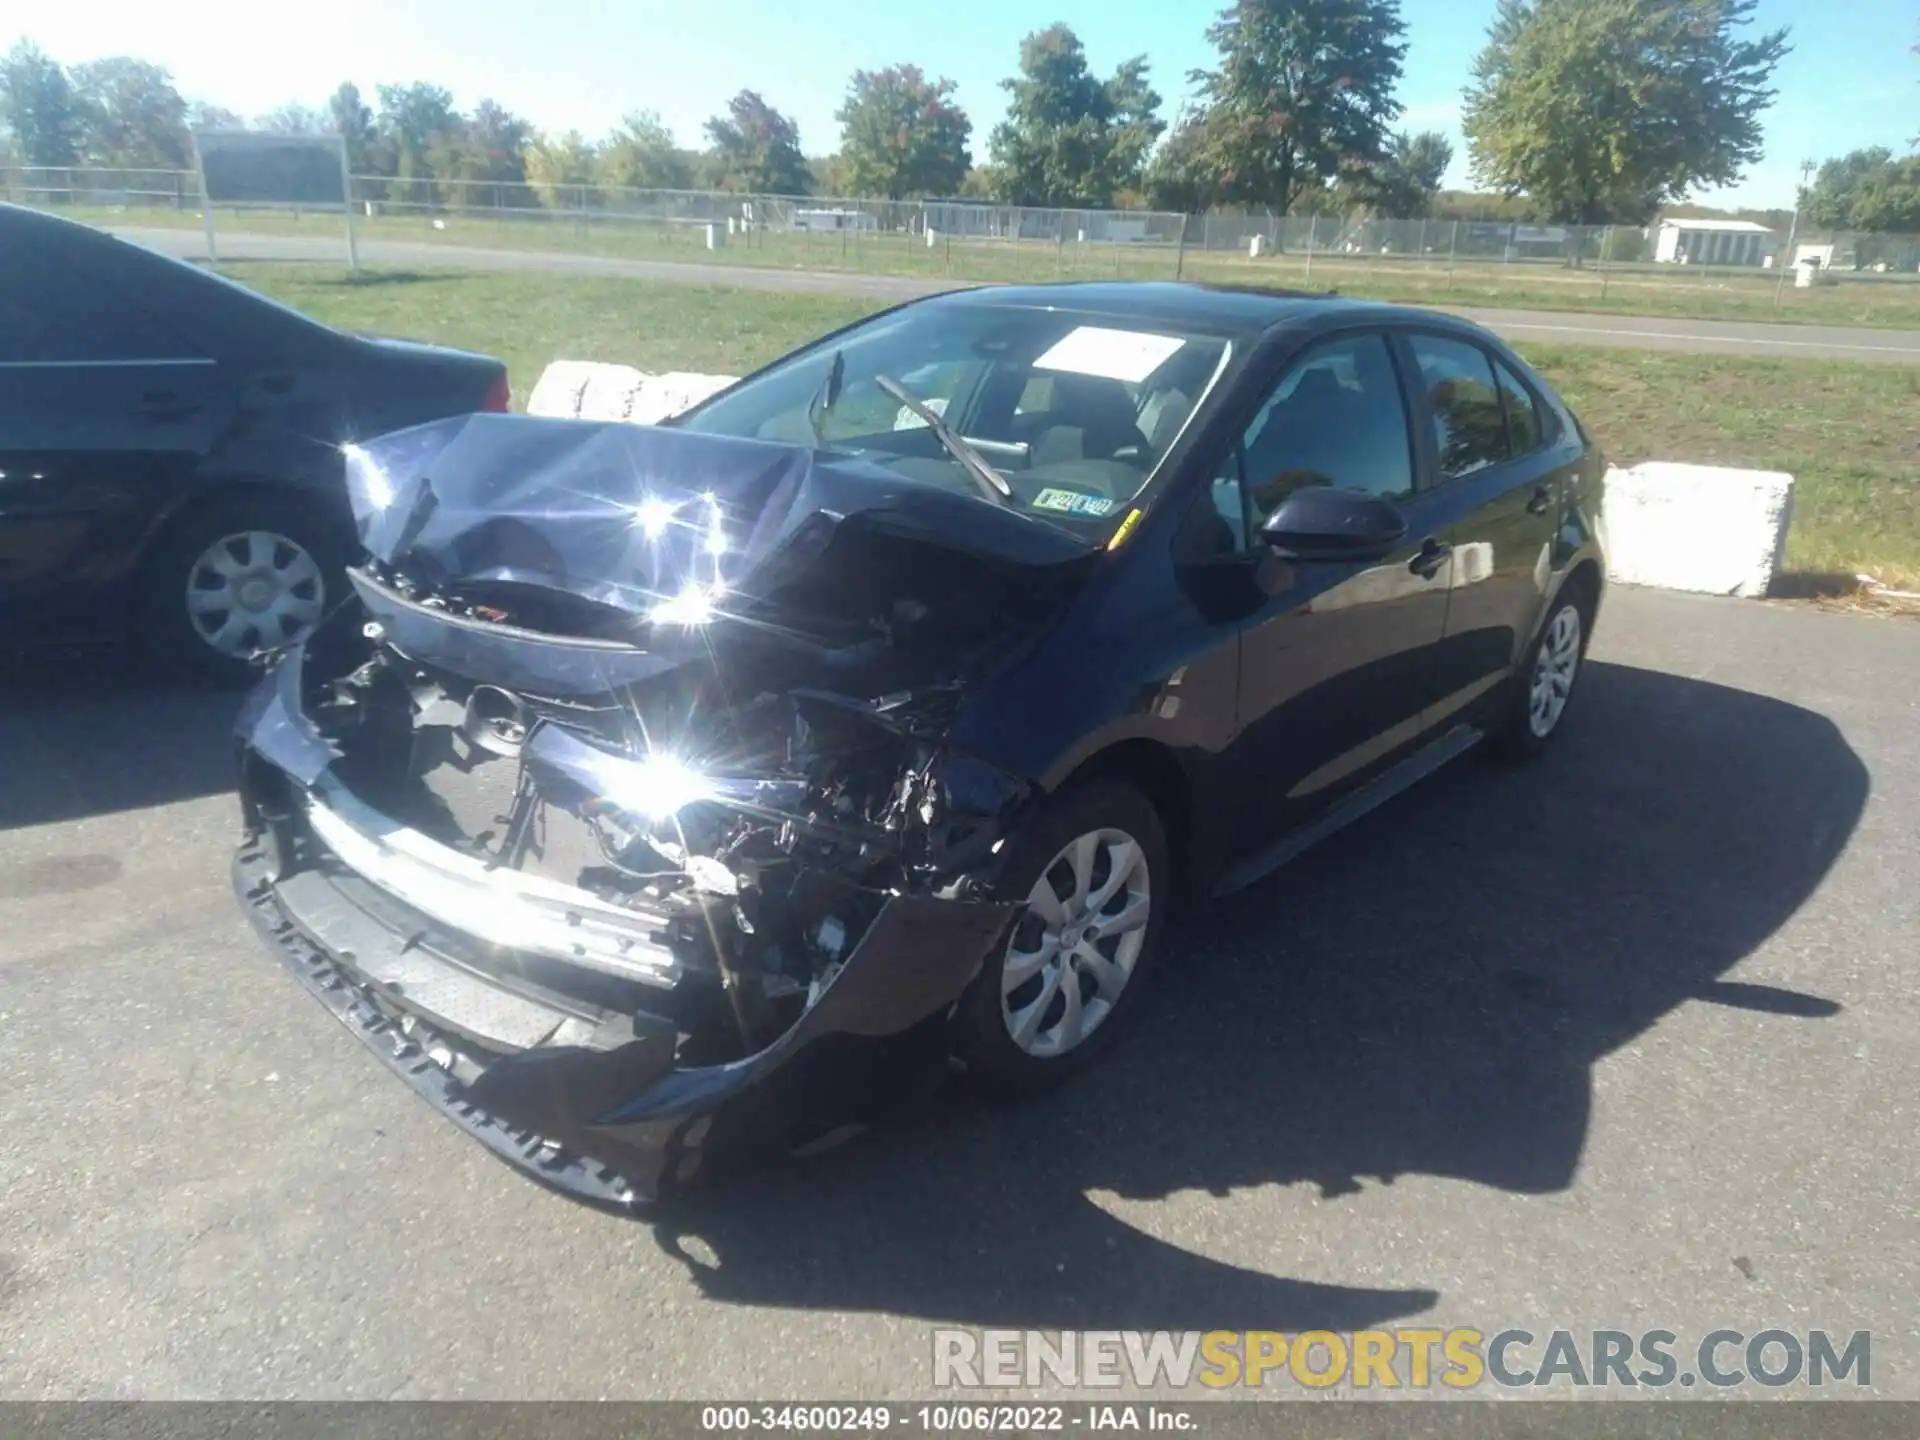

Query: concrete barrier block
[628,371,737,424]
[1603,462,1794,598]
[576,364,653,421]
[523,360,606,418]
[525,362,737,424]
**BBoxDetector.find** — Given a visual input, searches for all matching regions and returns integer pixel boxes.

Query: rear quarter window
[70,232,339,359]
[1406,333,1509,479]
[1492,360,1545,456]
[0,246,203,364]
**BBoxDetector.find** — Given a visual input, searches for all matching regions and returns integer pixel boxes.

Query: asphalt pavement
[2,586,1917,1399]
[114,225,1920,364]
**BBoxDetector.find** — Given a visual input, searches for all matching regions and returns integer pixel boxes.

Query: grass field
[246,263,871,390]
[227,262,1920,590]
[61,201,1920,329]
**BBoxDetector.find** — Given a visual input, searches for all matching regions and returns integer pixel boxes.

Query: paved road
[3,588,1918,1399]
[117,226,1920,364]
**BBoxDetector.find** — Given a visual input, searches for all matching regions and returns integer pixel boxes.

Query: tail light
[482,372,511,413]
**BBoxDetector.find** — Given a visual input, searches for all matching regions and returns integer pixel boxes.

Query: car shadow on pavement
[647,660,1863,1335]
[0,645,245,831]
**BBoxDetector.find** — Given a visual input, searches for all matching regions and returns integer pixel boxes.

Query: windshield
[676,303,1231,531]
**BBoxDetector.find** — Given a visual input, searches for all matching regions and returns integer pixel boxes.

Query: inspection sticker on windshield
[1034,326,1186,384]
[1032,487,1115,517]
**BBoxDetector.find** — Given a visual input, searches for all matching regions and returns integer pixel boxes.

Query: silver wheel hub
[186,529,326,658]
[1528,603,1582,738]
[1000,826,1151,1059]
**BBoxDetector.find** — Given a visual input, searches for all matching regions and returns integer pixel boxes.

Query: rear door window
[0,249,202,364]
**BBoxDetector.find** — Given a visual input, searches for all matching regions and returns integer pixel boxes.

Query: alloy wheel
[185,529,326,658]
[1001,827,1152,1059]
[1527,603,1582,738]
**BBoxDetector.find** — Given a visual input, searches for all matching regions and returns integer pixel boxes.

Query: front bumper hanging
[232,649,1018,1207]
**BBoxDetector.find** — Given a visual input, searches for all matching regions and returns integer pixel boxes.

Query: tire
[1490,582,1594,761]
[140,491,349,685]
[956,779,1171,1095]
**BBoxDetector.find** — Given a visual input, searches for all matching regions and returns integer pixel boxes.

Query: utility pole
[1774,158,1815,309]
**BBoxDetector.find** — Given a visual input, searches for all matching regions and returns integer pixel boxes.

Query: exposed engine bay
[233,415,1103,1199]
[300,532,1069,1053]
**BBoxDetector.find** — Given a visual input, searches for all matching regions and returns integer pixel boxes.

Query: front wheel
[956,780,1170,1095]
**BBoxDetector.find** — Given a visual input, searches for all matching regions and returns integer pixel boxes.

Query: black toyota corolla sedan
[0,204,508,679]
[233,282,1607,1204]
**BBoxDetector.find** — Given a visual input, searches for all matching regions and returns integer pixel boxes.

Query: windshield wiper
[874,372,1014,504]
[807,350,845,447]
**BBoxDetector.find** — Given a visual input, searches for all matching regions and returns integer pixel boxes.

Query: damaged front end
[234,415,1096,1204]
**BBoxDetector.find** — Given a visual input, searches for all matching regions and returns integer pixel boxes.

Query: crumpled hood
[344,414,1094,616]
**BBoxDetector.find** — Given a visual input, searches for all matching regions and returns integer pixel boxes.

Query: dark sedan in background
[0,204,508,679]
[232,281,1608,1204]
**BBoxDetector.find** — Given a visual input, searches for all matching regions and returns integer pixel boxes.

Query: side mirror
[1259,486,1408,563]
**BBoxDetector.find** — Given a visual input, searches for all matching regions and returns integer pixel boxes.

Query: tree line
[3,0,1913,226]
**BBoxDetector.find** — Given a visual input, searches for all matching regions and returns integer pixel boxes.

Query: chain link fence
[340,177,1196,282]
[8,166,1917,313]
[1187,211,1920,279]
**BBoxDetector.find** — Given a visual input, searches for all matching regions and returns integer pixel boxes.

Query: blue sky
[10,0,1916,207]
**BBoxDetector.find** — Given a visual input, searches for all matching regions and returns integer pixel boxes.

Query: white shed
[1654,219,1778,267]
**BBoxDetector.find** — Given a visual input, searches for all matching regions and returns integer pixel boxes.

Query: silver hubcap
[1001,827,1151,1058]
[1528,603,1582,737]
[185,529,325,657]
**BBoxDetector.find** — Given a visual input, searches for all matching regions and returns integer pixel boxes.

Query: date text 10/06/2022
[700,1406,1198,1432]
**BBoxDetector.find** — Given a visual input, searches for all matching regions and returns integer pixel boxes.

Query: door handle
[1526,484,1552,515]
[1408,539,1452,579]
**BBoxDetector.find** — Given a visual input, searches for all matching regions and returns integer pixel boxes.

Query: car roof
[921,280,1497,345]
[1,201,210,280]
[1,199,139,244]
[2,200,119,253]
